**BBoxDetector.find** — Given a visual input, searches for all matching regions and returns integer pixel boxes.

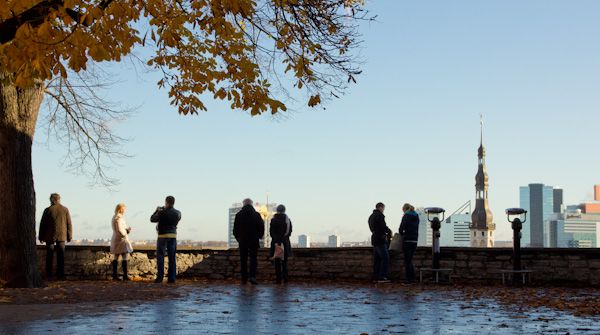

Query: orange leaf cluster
[0,0,365,115]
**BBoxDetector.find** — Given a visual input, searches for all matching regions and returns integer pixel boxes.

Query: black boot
[112,260,119,280]
[122,260,130,281]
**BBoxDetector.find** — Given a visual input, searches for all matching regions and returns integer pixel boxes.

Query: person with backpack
[399,203,419,284]
[269,204,293,284]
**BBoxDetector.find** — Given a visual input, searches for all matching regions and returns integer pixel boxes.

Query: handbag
[273,243,285,260]
[388,233,403,252]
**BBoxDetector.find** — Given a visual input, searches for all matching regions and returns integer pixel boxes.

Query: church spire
[471,115,495,247]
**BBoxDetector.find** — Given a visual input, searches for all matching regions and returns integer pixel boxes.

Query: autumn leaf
[0,0,365,115]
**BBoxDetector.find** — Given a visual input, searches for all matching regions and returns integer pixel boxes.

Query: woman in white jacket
[111,203,133,280]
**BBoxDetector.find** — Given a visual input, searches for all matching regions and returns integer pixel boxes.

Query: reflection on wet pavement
[1,284,599,334]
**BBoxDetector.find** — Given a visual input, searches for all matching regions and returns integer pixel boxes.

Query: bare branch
[40,66,135,188]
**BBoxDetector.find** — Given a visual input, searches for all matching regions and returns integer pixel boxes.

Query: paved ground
[1,281,599,334]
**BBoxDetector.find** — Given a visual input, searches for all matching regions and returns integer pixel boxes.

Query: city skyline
[30,1,600,243]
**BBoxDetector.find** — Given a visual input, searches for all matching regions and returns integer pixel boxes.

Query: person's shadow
[234,285,260,334]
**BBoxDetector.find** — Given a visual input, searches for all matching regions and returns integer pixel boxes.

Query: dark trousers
[274,258,288,283]
[45,241,66,279]
[372,243,389,280]
[157,238,177,282]
[403,241,418,282]
[239,246,258,281]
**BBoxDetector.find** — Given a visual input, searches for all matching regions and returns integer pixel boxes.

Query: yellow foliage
[0,0,364,114]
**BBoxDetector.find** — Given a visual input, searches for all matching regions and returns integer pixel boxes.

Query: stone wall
[37,246,600,285]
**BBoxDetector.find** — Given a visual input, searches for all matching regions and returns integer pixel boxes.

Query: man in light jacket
[39,193,72,280]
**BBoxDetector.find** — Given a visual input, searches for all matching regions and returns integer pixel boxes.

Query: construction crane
[445,200,472,223]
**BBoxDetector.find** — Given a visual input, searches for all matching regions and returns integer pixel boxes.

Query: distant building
[581,184,600,214]
[327,235,341,248]
[415,203,471,247]
[228,201,277,248]
[417,207,432,246]
[228,203,243,248]
[519,184,562,247]
[254,202,278,247]
[298,234,311,248]
[547,209,600,248]
[469,119,495,247]
[443,213,471,247]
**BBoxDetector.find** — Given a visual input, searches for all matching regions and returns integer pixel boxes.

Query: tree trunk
[0,72,44,287]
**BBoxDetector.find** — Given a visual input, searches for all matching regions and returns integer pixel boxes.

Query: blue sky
[32,1,600,243]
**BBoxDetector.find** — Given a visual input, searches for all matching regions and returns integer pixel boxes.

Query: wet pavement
[1,283,599,334]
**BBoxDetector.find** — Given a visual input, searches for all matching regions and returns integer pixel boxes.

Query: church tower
[470,116,496,247]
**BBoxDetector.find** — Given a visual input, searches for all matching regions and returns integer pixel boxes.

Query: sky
[32,0,600,243]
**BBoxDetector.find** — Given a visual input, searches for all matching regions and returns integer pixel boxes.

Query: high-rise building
[547,209,600,248]
[469,118,496,247]
[227,201,277,249]
[519,184,561,247]
[327,235,341,248]
[298,234,311,248]
[419,202,471,247]
[442,201,472,247]
[553,188,564,213]
[582,184,600,214]
[416,207,432,246]
[442,213,471,247]
[254,202,278,247]
[228,203,243,248]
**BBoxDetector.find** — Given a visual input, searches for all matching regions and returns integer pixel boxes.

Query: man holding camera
[150,195,181,283]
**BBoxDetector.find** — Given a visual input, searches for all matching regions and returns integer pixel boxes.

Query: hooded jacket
[399,210,420,242]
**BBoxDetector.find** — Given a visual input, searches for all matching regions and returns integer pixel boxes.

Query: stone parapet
[37,246,600,285]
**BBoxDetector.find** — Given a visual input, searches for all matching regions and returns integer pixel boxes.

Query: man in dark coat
[368,202,392,283]
[269,204,293,284]
[233,198,265,285]
[151,195,182,283]
[39,193,72,280]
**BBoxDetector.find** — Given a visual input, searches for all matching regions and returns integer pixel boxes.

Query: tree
[0,0,366,287]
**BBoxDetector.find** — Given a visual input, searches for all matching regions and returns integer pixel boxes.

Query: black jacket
[399,210,419,242]
[269,213,293,257]
[39,203,72,243]
[368,209,392,246]
[151,207,181,235]
[233,205,265,248]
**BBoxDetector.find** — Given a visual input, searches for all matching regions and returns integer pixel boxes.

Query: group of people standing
[233,198,293,285]
[368,202,420,284]
[39,194,416,285]
[39,194,292,285]
[39,193,182,282]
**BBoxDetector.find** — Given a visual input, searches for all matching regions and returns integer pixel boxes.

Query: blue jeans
[373,243,389,280]
[157,238,177,282]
